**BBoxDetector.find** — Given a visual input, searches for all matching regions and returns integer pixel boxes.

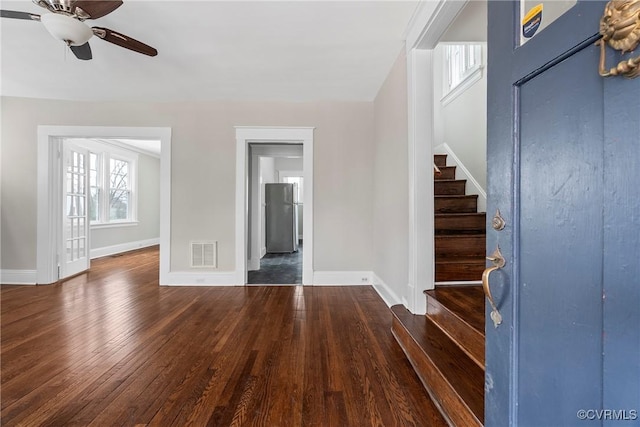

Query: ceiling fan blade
[70,42,92,60]
[92,27,157,57]
[1,10,41,20]
[73,1,122,19]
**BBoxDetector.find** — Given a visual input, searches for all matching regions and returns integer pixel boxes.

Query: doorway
[58,137,161,281]
[247,144,303,285]
[36,126,172,285]
[234,127,314,286]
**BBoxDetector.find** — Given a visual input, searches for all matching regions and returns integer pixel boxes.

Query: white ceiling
[0,0,419,102]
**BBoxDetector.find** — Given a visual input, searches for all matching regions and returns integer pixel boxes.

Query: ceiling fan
[0,0,157,60]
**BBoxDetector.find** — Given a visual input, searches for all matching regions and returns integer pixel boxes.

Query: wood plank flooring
[1,247,446,426]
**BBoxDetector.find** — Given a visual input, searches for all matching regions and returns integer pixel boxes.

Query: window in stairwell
[441,43,483,106]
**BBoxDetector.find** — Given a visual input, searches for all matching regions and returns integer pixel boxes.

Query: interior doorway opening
[432,0,488,285]
[234,126,314,286]
[36,126,172,285]
[57,137,162,281]
[247,144,303,285]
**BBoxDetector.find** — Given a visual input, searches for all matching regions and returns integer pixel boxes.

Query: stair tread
[435,212,486,217]
[391,305,484,424]
[426,286,485,336]
[435,234,486,239]
[435,257,486,264]
[435,194,478,199]
[435,266,485,282]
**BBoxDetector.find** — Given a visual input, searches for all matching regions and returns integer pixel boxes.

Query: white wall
[433,43,487,192]
[89,147,160,251]
[274,157,303,175]
[0,97,374,275]
[372,49,409,305]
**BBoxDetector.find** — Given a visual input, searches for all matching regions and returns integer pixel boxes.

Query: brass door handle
[483,246,505,328]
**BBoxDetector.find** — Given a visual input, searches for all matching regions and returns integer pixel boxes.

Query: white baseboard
[435,142,487,212]
[261,247,267,258]
[371,273,402,307]
[248,257,260,271]
[163,271,239,286]
[313,271,371,285]
[1,269,37,285]
[91,238,159,259]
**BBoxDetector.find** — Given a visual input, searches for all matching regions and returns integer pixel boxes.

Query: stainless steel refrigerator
[265,183,299,253]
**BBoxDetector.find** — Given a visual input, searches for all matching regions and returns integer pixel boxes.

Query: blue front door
[486,1,640,425]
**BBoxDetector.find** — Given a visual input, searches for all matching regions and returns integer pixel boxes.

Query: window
[109,158,130,221]
[441,43,483,105]
[282,176,303,202]
[88,146,137,226]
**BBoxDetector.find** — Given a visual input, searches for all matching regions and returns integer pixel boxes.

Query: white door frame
[404,0,468,314]
[235,126,314,285]
[36,126,172,285]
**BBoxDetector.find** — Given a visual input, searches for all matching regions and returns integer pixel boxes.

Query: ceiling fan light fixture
[40,13,92,46]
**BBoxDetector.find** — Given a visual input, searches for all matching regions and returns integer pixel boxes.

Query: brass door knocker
[597,0,640,78]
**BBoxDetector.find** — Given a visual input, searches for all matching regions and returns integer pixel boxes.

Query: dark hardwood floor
[1,246,446,426]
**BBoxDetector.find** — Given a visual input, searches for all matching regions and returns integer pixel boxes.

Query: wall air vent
[191,241,217,268]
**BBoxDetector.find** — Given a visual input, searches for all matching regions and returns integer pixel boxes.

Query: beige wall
[90,152,161,250]
[0,97,374,273]
[372,49,409,298]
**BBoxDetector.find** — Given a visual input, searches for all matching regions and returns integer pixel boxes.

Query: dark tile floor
[247,242,303,285]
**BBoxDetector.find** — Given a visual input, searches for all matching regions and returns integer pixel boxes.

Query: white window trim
[103,151,138,224]
[278,170,304,182]
[441,43,484,106]
[78,139,138,226]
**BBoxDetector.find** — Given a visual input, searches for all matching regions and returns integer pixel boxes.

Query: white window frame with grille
[83,140,139,228]
[441,43,483,106]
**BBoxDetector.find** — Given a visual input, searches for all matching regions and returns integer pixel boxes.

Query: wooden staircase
[434,154,486,282]
[391,286,485,426]
[390,154,488,426]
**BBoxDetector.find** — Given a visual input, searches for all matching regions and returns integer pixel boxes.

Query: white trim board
[166,270,372,287]
[313,271,371,286]
[90,238,160,260]
[36,126,172,285]
[371,273,402,307]
[404,0,469,315]
[163,271,239,286]
[0,270,37,285]
[235,127,314,286]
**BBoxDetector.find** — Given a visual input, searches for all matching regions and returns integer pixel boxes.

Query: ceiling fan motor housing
[40,13,92,46]
[36,0,74,14]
